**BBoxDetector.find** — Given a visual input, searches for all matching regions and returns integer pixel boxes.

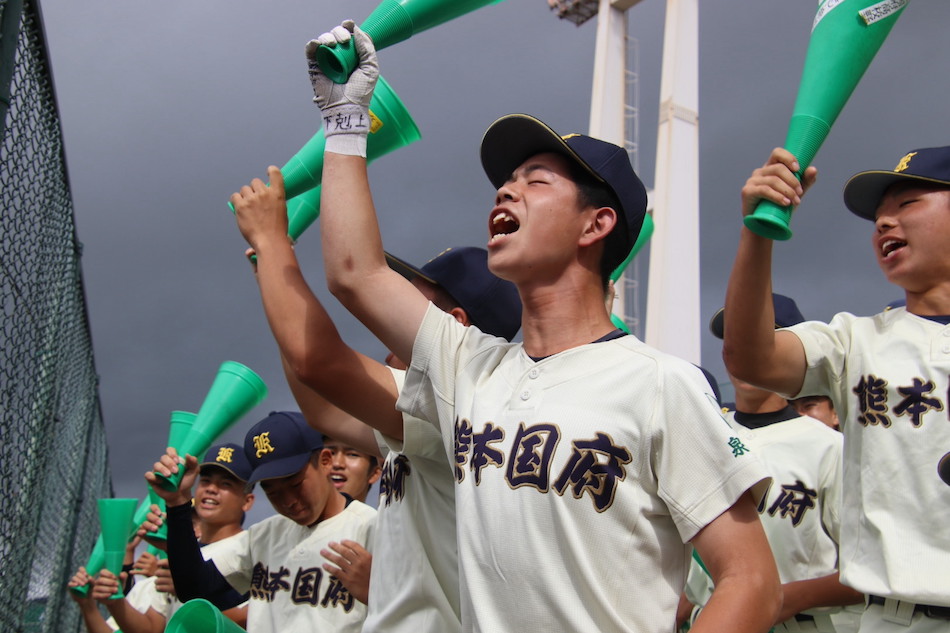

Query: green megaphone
[228,76,419,245]
[281,75,420,202]
[97,498,140,599]
[143,411,196,542]
[609,213,654,334]
[152,362,267,492]
[69,538,106,597]
[744,0,908,240]
[315,0,507,84]
[165,598,246,633]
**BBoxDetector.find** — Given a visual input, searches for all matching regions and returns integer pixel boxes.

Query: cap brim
[384,251,437,285]
[199,462,248,483]
[844,171,950,220]
[480,114,604,190]
[709,308,725,339]
[247,452,311,485]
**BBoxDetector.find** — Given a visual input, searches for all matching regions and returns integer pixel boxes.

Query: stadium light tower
[550,0,700,364]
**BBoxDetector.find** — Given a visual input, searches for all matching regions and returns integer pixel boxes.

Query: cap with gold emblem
[243,411,322,484]
[200,442,254,482]
[844,146,950,220]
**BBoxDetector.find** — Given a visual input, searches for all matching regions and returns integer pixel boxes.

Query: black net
[0,0,112,631]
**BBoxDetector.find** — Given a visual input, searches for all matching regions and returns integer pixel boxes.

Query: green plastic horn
[608,213,654,334]
[287,186,322,243]
[69,538,105,597]
[165,598,246,633]
[137,411,196,542]
[97,498,140,599]
[281,76,420,202]
[745,0,908,241]
[610,212,654,283]
[315,0,507,84]
[153,362,267,492]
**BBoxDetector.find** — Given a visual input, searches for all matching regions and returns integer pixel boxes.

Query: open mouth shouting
[490,210,520,244]
[880,238,906,261]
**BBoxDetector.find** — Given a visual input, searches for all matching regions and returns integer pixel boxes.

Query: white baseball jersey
[685,411,844,617]
[362,366,460,633]
[397,305,771,633]
[210,500,376,632]
[787,307,950,606]
[106,536,250,626]
[725,410,843,585]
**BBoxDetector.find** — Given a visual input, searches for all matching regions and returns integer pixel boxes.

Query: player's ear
[318,447,333,469]
[242,493,255,512]
[449,307,471,327]
[367,464,382,486]
[578,206,618,248]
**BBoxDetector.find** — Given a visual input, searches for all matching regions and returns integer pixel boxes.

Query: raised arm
[722,148,816,396]
[309,21,430,366]
[231,166,404,442]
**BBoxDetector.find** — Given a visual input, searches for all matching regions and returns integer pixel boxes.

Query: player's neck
[734,389,788,415]
[200,521,243,544]
[519,277,616,358]
[903,284,950,316]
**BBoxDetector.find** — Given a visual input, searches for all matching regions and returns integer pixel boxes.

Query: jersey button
[520,390,531,401]
[528,368,539,379]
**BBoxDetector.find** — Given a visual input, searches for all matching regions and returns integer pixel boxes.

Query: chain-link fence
[1,0,113,631]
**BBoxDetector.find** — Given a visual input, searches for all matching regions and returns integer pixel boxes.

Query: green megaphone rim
[316,0,508,83]
[153,362,267,491]
[166,598,246,633]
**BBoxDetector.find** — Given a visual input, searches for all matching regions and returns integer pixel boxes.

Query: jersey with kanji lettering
[363,367,460,633]
[725,410,843,587]
[397,305,770,633]
[209,499,376,632]
[787,307,950,606]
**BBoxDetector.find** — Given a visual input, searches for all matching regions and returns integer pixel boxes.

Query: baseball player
[304,21,780,633]
[69,442,254,632]
[723,146,950,633]
[322,435,382,504]
[148,411,375,633]
[232,143,523,631]
[682,294,863,632]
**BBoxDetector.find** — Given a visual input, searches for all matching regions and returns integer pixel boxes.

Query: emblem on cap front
[216,447,234,463]
[894,151,917,173]
[253,432,275,459]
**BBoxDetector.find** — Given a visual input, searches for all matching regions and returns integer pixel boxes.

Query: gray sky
[38,0,950,522]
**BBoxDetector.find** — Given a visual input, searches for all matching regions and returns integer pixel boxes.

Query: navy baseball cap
[200,442,253,482]
[844,146,950,220]
[479,114,648,272]
[709,293,805,339]
[243,411,323,484]
[385,246,523,341]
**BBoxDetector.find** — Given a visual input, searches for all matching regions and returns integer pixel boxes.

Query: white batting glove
[306,20,379,157]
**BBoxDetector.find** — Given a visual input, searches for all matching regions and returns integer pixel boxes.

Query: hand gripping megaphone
[228,75,420,243]
[152,362,267,492]
[70,411,195,596]
[744,0,909,241]
[280,75,420,202]
[315,0,507,84]
[97,497,140,599]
